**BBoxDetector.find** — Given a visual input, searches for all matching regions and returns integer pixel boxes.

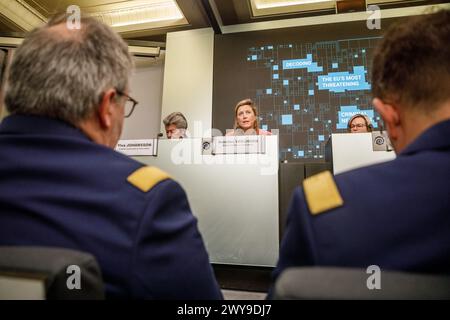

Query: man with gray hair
[163,111,188,139]
[0,15,222,299]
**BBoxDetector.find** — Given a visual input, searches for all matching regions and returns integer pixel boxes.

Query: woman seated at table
[226,99,272,136]
[347,114,373,133]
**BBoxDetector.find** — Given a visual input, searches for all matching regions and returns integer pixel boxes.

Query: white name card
[115,139,158,156]
[212,136,266,155]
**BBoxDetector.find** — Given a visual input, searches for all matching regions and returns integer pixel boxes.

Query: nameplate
[371,132,394,152]
[212,136,266,155]
[115,139,158,156]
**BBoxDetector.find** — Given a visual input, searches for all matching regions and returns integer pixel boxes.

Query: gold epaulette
[127,166,171,192]
[303,170,344,215]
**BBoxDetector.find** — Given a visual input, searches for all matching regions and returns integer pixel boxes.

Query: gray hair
[163,112,187,129]
[4,15,133,125]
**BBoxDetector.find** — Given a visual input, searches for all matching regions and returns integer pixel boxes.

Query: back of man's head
[4,15,133,126]
[372,10,450,111]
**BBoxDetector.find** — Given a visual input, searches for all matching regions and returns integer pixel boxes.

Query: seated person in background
[0,15,222,300]
[163,111,188,139]
[226,98,272,136]
[269,10,450,297]
[347,114,373,133]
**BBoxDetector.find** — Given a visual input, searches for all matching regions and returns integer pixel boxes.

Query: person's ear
[373,98,400,140]
[97,89,117,129]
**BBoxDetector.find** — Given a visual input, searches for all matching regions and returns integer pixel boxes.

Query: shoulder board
[302,170,344,215]
[127,166,171,192]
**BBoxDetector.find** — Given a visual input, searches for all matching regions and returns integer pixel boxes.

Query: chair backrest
[0,246,104,300]
[274,267,450,300]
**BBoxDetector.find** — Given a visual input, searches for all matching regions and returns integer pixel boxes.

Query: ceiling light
[91,2,184,28]
[255,0,332,9]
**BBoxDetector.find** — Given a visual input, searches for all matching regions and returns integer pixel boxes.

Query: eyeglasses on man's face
[115,88,138,118]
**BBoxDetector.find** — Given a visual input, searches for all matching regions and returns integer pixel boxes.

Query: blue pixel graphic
[282,54,323,72]
[243,35,382,160]
[317,66,371,93]
[282,115,293,125]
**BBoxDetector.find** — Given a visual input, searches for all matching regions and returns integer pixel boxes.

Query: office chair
[0,246,104,300]
[273,267,450,300]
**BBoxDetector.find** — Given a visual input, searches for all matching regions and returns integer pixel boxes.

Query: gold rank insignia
[127,166,171,192]
[303,170,344,215]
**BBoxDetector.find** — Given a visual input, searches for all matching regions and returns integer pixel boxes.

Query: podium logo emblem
[374,136,385,146]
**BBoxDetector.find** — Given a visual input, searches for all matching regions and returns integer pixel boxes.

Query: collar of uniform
[401,119,450,156]
[0,114,90,141]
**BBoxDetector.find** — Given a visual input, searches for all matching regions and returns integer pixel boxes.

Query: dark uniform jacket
[272,119,450,290]
[0,114,222,299]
